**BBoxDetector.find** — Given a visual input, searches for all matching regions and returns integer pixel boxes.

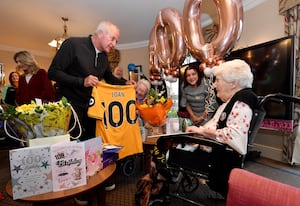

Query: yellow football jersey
[88,82,143,159]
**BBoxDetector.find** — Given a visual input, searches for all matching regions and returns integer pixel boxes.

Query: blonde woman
[14,51,55,105]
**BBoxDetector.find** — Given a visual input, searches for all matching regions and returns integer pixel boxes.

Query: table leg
[88,185,106,206]
[97,186,106,206]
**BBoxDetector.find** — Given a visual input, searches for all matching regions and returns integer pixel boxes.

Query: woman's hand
[192,115,203,125]
[185,125,204,134]
[192,111,209,125]
[186,125,216,140]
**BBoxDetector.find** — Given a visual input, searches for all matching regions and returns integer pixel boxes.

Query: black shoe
[104,182,116,191]
[74,195,88,206]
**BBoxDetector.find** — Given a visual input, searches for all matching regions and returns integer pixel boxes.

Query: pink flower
[85,149,102,176]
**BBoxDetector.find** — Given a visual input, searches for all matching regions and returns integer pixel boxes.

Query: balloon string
[204,75,217,113]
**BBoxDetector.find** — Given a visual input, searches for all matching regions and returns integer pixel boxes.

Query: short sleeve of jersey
[88,84,105,119]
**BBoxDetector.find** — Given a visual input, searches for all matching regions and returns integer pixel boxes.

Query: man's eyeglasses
[106,33,118,44]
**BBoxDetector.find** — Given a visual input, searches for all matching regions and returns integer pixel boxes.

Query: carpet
[244,158,300,188]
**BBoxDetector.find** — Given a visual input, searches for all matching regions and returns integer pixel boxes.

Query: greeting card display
[84,137,103,177]
[51,141,86,191]
[9,145,52,199]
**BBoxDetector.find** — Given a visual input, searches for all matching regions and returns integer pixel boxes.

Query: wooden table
[6,163,116,206]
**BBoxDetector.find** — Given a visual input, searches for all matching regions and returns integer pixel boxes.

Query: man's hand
[126,79,136,86]
[84,75,99,87]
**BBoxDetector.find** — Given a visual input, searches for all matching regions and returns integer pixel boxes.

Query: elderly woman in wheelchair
[186,59,258,196]
[135,59,259,205]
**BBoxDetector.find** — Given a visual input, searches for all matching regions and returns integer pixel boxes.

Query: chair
[243,102,266,165]
[227,168,300,206]
[246,93,300,163]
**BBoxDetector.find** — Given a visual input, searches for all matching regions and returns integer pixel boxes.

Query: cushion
[227,168,300,206]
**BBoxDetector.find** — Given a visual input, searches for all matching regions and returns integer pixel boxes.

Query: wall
[118,47,149,80]
[0,0,283,84]
[117,0,285,82]
[236,0,287,162]
[0,50,54,86]
[117,0,286,78]
[237,0,284,48]
[0,0,289,162]
[119,0,288,162]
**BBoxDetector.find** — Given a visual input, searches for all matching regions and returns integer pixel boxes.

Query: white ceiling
[0,0,265,56]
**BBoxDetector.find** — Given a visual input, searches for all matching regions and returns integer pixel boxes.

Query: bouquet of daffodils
[6,97,71,138]
[136,88,173,127]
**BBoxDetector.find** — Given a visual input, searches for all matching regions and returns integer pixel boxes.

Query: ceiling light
[48,17,69,50]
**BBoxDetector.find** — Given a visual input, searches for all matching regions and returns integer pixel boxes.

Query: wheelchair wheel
[149,196,171,206]
[149,199,164,206]
[181,174,199,193]
[122,157,135,176]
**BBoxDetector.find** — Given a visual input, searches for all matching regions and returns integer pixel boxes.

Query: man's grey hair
[95,21,119,35]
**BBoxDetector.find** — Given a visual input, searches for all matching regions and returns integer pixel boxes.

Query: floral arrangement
[136,88,173,127]
[4,97,71,138]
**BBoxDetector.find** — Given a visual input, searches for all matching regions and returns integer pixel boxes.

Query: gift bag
[3,97,81,145]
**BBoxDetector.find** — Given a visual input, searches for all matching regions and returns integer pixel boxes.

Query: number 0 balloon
[182,0,243,65]
[153,8,187,69]
[149,27,164,81]
[149,0,244,79]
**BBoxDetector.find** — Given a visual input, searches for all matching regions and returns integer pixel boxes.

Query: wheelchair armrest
[157,133,238,156]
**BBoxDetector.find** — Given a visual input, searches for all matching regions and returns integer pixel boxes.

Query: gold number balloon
[182,0,243,64]
[149,27,163,81]
[153,8,187,69]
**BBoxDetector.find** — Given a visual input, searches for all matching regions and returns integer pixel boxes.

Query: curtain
[279,2,300,164]
[279,0,300,14]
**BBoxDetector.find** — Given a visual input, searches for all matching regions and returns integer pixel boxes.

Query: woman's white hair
[137,79,151,93]
[214,59,253,88]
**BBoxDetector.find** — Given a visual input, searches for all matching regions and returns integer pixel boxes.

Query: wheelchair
[137,93,300,206]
